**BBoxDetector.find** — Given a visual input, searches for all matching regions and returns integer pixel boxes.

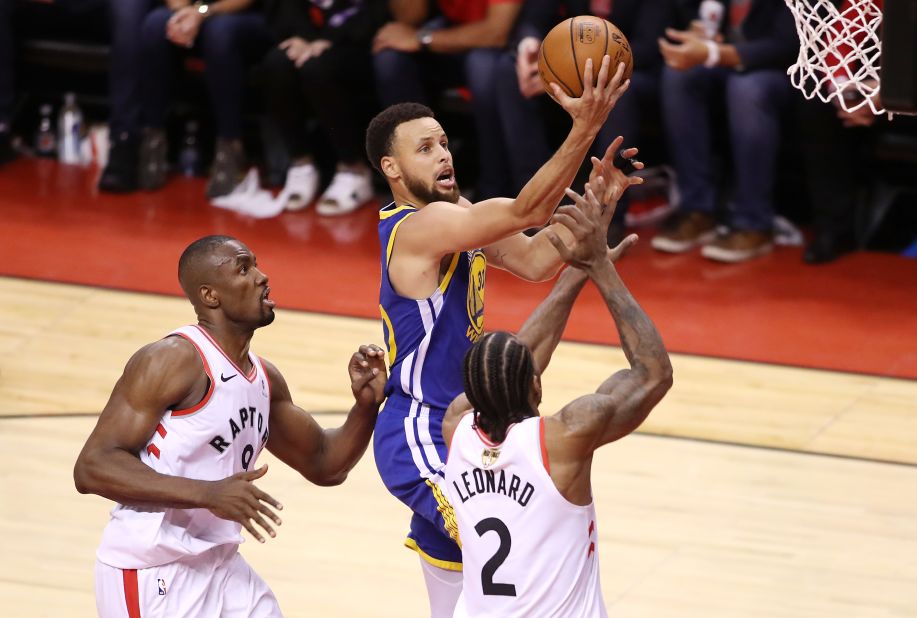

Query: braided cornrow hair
[462,332,537,443]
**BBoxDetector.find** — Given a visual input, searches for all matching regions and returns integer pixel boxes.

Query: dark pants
[139,7,271,140]
[661,65,792,232]
[0,0,14,130]
[373,47,509,198]
[108,0,156,139]
[494,51,659,222]
[261,44,372,164]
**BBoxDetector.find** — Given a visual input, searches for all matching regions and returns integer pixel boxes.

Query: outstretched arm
[548,186,672,452]
[264,345,386,487]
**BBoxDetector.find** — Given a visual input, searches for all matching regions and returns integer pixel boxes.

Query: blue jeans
[661,65,792,232]
[108,0,156,139]
[373,45,510,198]
[139,6,271,140]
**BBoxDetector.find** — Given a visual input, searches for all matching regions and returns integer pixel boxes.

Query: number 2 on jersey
[474,517,517,596]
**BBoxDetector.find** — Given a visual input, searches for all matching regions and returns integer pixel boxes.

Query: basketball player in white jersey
[443,178,673,617]
[73,235,387,617]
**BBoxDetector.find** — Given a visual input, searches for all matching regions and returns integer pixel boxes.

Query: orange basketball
[538,16,633,98]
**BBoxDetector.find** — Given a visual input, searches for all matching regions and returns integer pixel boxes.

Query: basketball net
[784,0,884,114]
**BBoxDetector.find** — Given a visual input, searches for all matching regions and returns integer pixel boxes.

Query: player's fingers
[609,233,639,261]
[551,212,585,238]
[557,200,590,226]
[581,58,595,100]
[665,28,691,42]
[257,500,283,526]
[595,54,611,91]
[241,517,266,543]
[549,82,570,106]
[250,511,276,540]
[243,464,268,481]
[252,485,283,511]
[562,187,587,208]
[544,230,574,261]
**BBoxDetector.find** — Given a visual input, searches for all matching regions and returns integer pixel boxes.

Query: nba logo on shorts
[577,23,597,44]
[157,578,167,596]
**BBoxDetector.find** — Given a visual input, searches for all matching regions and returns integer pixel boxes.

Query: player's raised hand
[588,136,645,206]
[348,344,387,408]
[546,183,611,269]
[204,464,283,543]
[550,56,630,130]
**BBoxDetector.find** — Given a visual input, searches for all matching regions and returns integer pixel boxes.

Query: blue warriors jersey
[378,202,486,410]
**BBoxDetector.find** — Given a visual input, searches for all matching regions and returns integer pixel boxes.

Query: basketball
[538,16,633,98]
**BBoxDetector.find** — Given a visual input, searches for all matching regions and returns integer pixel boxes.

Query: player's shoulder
[128,335,199,370]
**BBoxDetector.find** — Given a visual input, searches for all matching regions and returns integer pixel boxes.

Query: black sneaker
[139,128,169,191]
[207,139,246,198]
[99,133,140,193]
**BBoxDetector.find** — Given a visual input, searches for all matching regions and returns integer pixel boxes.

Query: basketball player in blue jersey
[364,56,644,616]
[74,236,387,617]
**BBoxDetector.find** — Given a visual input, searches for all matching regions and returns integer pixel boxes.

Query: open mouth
[262,287,275,308]
[435,168,456,189]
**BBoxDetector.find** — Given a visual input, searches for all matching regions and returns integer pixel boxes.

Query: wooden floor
[1,277,916,616]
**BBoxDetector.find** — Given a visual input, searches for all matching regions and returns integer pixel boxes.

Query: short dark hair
[463,332,537,443]
[177,235,236,297]
[365,102,435,173]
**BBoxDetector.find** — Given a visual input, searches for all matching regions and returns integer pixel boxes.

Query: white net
[784,0,884,113]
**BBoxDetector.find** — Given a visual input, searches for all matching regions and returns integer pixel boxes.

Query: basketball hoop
[784,0,884,114]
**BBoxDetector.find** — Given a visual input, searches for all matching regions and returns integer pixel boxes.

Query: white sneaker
[275,163,320,212]
[211,168,285,219]
[315,169,374,216]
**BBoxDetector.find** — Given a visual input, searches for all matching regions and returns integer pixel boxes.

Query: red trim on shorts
[155,423,167,438]
[170,332,215,417]
[146,443,160,459]
[193,325,257,383]
[540,417,551,475]
[122,569,141,618]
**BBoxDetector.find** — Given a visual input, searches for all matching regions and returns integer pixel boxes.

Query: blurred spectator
[652,0,797,263]
[0,0,15,164]
[261,0,384,215]
[101,0,272,198]
[494,0,670,244]
[372,0,523,198]
[98,0,155,192]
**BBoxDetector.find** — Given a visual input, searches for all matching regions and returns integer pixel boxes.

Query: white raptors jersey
[445,414,607,618]
[97,325,271,570]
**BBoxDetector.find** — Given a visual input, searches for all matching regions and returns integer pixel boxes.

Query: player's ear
[381,156,400,181]
[199,284,220,309]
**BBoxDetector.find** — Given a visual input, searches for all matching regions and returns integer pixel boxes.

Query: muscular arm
[73,337,212,507]
[484,223,579,282]
[515,266,588,373]
[263,356,381,487]
[423,3,522,52]
[558,258,673,452]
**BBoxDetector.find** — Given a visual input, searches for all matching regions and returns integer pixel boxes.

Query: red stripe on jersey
[539,417,550,475]
[156,423,167,438]
[588,520,595,536]
[147,443,161,459]
[194,325,257,382]
[587,542,595,558]
[170,333,215,417]
[122,569,141,618]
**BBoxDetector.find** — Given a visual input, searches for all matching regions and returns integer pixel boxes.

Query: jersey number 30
[475,517,517,597]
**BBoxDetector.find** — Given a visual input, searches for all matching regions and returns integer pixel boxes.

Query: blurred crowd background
[3,0,916,264]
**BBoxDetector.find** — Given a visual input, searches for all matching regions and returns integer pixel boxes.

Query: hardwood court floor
[1,277,916,616]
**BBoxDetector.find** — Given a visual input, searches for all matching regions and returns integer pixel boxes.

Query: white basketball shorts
[95,544,281,617]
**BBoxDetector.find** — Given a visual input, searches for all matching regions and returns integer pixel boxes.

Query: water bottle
[35,104,57,158]
[179,120,200,177]
[58,92,83,164]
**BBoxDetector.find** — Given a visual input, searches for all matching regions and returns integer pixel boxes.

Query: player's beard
[404,170,460,205]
